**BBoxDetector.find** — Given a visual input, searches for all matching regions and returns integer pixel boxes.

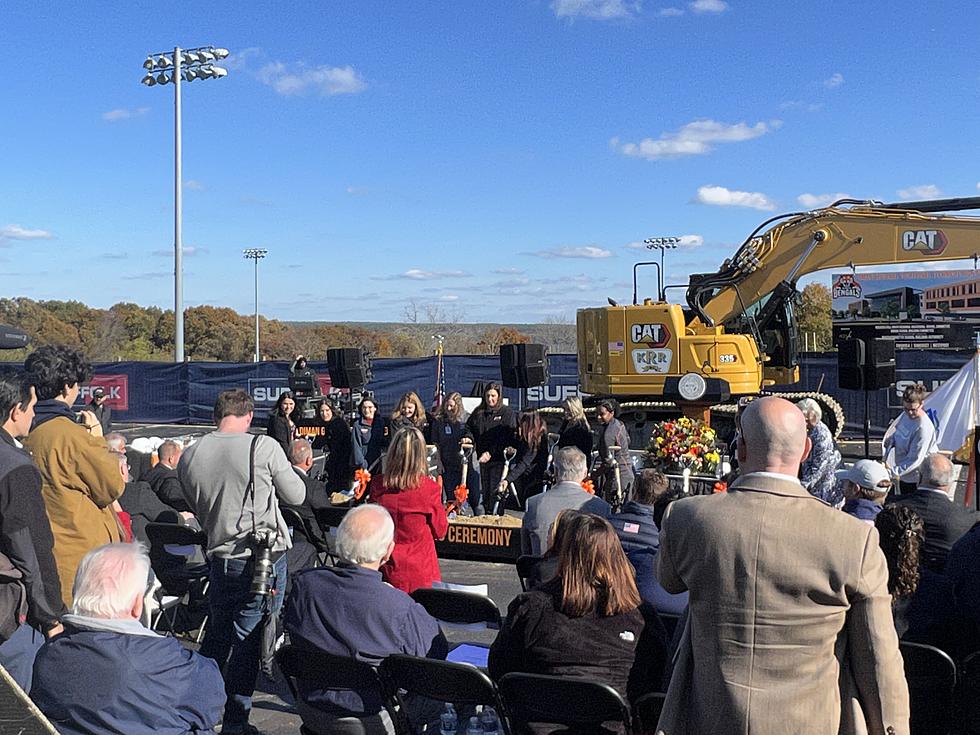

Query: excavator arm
[687,196,980,328]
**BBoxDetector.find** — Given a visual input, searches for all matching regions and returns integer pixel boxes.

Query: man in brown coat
[656,396,909,735]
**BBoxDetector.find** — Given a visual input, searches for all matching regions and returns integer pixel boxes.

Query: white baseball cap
[835,460,892,491]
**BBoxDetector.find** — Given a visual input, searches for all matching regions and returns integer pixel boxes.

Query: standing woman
[266,392,297,457]
[594,399,634,504]
[429,392,474,502]
[312,399,354,493]
[884,383,937,495]
[503,410,550,506]
[372,428,449,593]
[466,383,516,515]
[797,398,843,507]
[557,396,592,459]
[352,397,389,472]
[390,392,429,436]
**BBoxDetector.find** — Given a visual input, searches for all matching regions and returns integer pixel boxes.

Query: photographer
[178,389,305,735]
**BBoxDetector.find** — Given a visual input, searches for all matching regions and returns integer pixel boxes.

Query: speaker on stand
[838,333,895,457]
[326,348,373,419]
[500,343,549,410]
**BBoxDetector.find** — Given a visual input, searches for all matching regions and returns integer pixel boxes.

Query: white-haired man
[656,396,909,734]
[31,543,225,735]
[521,446,610,556]
[284,504,447,734]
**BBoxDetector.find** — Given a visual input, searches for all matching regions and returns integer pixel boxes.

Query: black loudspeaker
[500,343,549,388]
[326,348,372,389]
[838,337,895,390]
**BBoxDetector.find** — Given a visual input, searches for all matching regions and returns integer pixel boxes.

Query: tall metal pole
[173,46,184,362]
[253,256,260,362]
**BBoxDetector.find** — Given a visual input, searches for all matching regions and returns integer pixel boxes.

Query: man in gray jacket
[521,447,610,556]
[179,389,305,735]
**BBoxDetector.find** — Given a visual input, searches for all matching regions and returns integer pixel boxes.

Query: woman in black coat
[503,410,550,506]
[465,382,515,515]
[266,391,297,457]
[312,399,354,493]
[557,395,593,459]
[429,392,473,499]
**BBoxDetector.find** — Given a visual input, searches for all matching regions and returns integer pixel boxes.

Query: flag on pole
[432,339,446,410]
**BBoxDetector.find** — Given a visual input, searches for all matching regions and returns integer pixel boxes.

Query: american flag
[432,338,446,410]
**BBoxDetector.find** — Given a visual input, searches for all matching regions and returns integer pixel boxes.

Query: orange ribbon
[353,469,371,501]
[581,478,595,495]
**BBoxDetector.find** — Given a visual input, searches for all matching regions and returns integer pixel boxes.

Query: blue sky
[3,1,980,323]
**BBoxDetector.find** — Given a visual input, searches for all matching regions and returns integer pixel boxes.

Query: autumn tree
[797,283,833,351]
[474,326,531,354]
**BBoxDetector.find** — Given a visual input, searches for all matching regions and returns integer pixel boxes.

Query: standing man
[594,399,633,505]
[179,389,306,735]
[86,387,112,435]
[0,373,67,691]
[656,396,909,734]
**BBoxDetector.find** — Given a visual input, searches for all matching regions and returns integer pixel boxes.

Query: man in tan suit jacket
[656,396,909,735]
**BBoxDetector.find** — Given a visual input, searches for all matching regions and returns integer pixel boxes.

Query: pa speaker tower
[326,348,372,389]
[500,343,549,388]
[837,335,895,391]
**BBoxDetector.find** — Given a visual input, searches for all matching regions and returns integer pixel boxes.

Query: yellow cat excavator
[577,196,980,436]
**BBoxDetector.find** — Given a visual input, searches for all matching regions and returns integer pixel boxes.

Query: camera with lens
[249,530,276,596]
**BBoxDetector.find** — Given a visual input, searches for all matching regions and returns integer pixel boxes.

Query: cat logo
[901,229,948,255]
[629,323,671,348]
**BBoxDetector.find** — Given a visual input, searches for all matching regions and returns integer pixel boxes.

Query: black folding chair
[957,650,980,734]
[380,654,512,735]
[410,588,502,629]
[498,672,633,734]
[515,555,543,592]
[632,691,667,734]
[144,522,210,641]
[900,640,956,735]
[281,506,337,566]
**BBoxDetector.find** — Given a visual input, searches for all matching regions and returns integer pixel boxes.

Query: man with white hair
[889,452,977,572]
[284,504,447,734]
[30,543,225,735]
[655,396,909,734]
[521,446,610,556]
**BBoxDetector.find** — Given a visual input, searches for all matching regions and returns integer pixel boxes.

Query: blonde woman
[557,395,593,458]
[390,391,429,435]
[371,428,448,592]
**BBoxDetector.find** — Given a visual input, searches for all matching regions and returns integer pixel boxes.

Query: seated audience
[24,345,125,608]
[115,454,186,544]
[945,518,980,658]
[106,432,151,483]
[285,439,332,575]
[490,513,667,703]
[889,452,977,572]
[610,469,688,615]
[875,504,958,651]
[522,446,610,556]
[284,504,448,735]
[142,439,190,512]
[31,543,225,735]
[797,398,842,506]
[523,508,584,589]
[372,428,448,593]
[839,459,892,523]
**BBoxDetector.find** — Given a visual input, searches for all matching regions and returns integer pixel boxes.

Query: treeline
[0,298,574,362]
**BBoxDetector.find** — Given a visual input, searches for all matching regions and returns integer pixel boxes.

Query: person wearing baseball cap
[86,387,112,435]
[838,459,892,524]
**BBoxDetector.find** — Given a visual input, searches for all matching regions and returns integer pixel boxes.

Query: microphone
[0,326,28,350]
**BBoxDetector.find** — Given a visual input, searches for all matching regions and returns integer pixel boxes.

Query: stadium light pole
[644,237,680,300]
[243,249,268,362]
[142,46,230,362]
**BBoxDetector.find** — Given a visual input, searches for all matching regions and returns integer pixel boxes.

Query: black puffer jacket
[466,405,515,463]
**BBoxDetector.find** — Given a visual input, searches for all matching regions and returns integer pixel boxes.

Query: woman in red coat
[372,427,449,593]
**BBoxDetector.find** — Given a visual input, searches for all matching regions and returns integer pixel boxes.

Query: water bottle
[439,703,457,735]
[465,715,482,735]
[480,705,499,734]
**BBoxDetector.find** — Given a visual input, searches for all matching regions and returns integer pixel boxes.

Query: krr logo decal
[901,229,948,255]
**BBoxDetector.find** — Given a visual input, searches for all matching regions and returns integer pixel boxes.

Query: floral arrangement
[352,469,371,500]
[645,417,721,475]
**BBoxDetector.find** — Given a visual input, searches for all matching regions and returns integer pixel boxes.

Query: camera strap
[247,434,260,538]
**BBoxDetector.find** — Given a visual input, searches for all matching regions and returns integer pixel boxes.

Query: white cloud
[530,246,613,259]
[976,182,980,191]
[552,0,638,19]
[492,267,526,275]
[695,185,776,211]
[659,6,684,15]
[345,185,369,195]
[439,294,460,302]
[102,107,149,122]
[797,192,851,208]
[224,47,262,71]
[823,72,845,89]
[0,224,53,240]
[612,119,778,161]
[152,245,206,257]
[897,184,942,199]
[625,234,703,249]
[376,269,469,281]
[183,180,205,191]
[780,100,823,112]
[690,0,727,12]
[257,63,367,96]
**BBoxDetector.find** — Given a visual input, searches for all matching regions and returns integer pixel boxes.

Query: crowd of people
[0,343,977,734]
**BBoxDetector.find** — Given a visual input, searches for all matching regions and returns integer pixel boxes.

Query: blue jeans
[200,553,287,732]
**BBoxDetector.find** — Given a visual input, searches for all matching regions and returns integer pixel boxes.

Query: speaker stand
[863,388,871,459]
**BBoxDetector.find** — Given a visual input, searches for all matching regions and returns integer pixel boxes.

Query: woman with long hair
[466,382,516,515]
[489,513,666,702]
[312,399,354,493]
[390,391,429,435]
[502,410,550,506]
[430,391,475,508]
[557,395,593,459]
[371,428,448,593]
[266,391,297,457]
[352,397,389,472]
